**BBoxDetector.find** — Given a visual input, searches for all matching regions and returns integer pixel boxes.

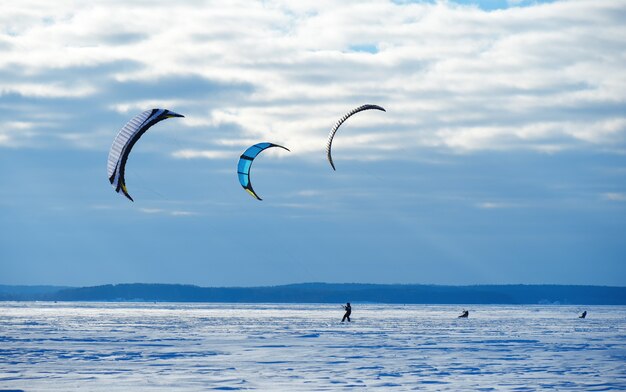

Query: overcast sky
[1,0,625,287]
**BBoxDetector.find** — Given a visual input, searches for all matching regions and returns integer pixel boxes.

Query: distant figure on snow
[579,311,587,319]
[342,302,352,322]
[458,310,469,318]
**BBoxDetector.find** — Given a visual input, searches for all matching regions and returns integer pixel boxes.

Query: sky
[1,0,625,287]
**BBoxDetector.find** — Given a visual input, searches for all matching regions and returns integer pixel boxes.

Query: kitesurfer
[458,310,469,318]
[579,311,587,319]
[342,302,352,322]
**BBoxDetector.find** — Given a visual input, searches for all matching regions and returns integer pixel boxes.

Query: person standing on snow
[342,302,352,322]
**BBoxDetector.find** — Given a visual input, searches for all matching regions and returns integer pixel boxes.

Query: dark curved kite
[326,104,386,170]
[238,142,290,200]
[107,108,184,201]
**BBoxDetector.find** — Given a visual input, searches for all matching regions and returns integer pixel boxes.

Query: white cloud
[138,208,162,214]
[476,201,524,209]
[602,192,626,202]
[171,149,233,160]
[0,0,624,158]
[1,83,96,98]
[0,121,39,147]
[294,190,326,198]
[139,207,197,216]
[170,210,196,216]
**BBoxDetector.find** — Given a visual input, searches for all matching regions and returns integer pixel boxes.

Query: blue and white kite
[237,142,290,200]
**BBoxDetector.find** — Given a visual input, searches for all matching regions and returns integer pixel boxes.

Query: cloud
[294,190,326,197]
[602,192,626,202]
[171,149,234,160]
[476,201,524,209]
[0,0,624,160]
[138,207,197,216]
[1,83,96,98]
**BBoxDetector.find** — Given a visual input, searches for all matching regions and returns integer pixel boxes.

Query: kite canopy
[107,108,184,201]
[326,104,386,170]
[238,142,290,200]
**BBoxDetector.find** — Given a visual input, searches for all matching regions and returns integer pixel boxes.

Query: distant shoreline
[2,283,625,305]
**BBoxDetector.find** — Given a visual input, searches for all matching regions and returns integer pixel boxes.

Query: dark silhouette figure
[579,311,587,319]
[342,302,352,322]
[458,310,469,318]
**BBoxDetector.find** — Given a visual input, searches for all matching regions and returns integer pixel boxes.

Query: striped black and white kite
[107,108,184,201]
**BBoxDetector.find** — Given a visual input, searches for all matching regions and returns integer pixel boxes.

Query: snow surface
[1,303,625,391]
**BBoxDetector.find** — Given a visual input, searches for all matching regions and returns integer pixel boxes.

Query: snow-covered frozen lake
[1,302,625,391]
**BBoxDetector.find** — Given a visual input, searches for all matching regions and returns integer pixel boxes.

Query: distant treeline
[1,283,626,304]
